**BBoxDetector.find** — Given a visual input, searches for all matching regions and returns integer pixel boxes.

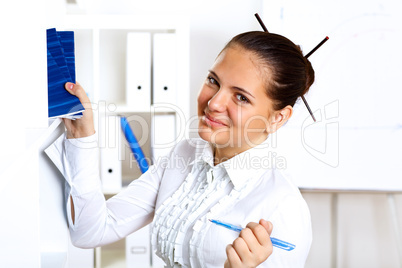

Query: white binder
[151,249,166,268]
[66,239,94,268]
[126,32,151,111]
[100,115,122,193]
[153,33,177,106]
[151,251,166,268]
[150,113,176,268]
[151,113,176,163]
[126,225,151,268]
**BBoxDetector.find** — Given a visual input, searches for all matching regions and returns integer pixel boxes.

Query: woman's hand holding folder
[63,82,95,139]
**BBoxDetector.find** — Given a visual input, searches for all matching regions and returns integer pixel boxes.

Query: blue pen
[209,219,295,251]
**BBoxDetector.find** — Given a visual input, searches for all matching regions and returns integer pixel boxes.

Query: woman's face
[197,46,276,151]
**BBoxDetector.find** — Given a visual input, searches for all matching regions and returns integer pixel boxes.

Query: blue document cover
[46,28,84,119]
[57,31,76,82]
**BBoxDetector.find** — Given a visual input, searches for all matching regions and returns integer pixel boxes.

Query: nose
[207,88,229,113]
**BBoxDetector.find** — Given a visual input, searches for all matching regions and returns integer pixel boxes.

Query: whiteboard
[263,0,402,191]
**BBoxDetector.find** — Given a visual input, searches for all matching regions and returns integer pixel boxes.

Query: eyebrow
[208,70,255,99]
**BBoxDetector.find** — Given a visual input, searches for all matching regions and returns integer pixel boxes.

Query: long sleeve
[45,132,165,248]
[262,194,312,268]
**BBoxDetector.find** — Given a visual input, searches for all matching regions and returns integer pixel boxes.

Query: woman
[46,31,314,267]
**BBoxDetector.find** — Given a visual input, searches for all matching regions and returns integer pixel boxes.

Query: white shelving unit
[62,12,190,268]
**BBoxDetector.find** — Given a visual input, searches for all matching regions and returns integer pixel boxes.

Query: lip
[204,112,228,127]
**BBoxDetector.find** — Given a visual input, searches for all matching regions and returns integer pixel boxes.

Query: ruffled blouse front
[46,134,312,268]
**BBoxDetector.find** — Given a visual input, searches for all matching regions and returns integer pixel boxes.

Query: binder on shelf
[121,116,149,174]
[67,240,94,268]
[153,33,177,106]
[151,249,166,268]
[126,225,151,268]
[99,115,122,193]
[151,114,176,163]
[126,32,151,111]
[149,113,175,268]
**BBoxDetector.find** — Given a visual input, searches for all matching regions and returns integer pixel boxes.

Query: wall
[0,0,47,267]
[188,0,264,130]
[187,1,402,267]
[304,192,402,267]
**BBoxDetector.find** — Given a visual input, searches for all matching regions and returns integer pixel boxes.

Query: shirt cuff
[45,132,101,196]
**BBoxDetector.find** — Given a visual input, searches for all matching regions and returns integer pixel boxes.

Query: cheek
[236,111,269,131]
[244,115,269,131]
[227,108,241,128]
[197,87,213,112]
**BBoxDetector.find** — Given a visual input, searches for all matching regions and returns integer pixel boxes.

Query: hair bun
[304,58,315,96]
[296,45,315,96]
[225,31,316,110]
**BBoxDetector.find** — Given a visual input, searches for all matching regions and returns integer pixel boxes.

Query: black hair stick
[305,36,329,59]
[302,36,329,122]
[254,13,320,122]
[300,96,316,122]
[255,13,269,33]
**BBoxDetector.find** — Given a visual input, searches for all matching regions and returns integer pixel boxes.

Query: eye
[236,94,249,103]
[206,76,219,87]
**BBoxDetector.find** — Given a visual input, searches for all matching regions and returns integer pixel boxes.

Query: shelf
[25,118,63,152]
[40,251,68,268]
[64,13,190,267]
[64,14,182,30]
[107,103,179,115]
[101,249,126,268]
[98,239,126,268]
[104,186,130,196]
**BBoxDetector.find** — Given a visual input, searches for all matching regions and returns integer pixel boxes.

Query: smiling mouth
[204,112,228,127]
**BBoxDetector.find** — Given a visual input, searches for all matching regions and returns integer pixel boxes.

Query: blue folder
[46,28,84,119]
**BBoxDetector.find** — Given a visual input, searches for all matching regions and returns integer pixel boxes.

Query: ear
[267,105,293,134]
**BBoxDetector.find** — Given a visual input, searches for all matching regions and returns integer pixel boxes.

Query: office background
[0,0,401,267]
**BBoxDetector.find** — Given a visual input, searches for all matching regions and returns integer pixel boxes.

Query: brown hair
[224,31,315,111]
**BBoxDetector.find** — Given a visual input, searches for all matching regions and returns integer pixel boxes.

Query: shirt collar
[193,138,273,190]
[222,138,272,189]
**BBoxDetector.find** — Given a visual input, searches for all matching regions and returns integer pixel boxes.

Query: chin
[198,128,230,148]
[198,121,212,142]
[198,129,213,143]
[198,117,234,145]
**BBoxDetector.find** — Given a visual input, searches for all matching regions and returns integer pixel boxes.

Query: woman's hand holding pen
[225,219,273,268]
[63,82,95,139]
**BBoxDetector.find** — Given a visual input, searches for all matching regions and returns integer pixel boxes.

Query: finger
[62,118,71,128]
[226,244,242,267]
[246,221,271,248]
[65,82,92,109]
[232,237,252,262]
[259,219,273,235]
[239,226,261,253]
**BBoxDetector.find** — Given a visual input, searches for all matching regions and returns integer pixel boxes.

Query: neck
[213,135,268,165]
[213,146,243,166]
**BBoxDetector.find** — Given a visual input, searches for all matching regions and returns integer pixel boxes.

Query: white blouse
[45,132,312,268]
